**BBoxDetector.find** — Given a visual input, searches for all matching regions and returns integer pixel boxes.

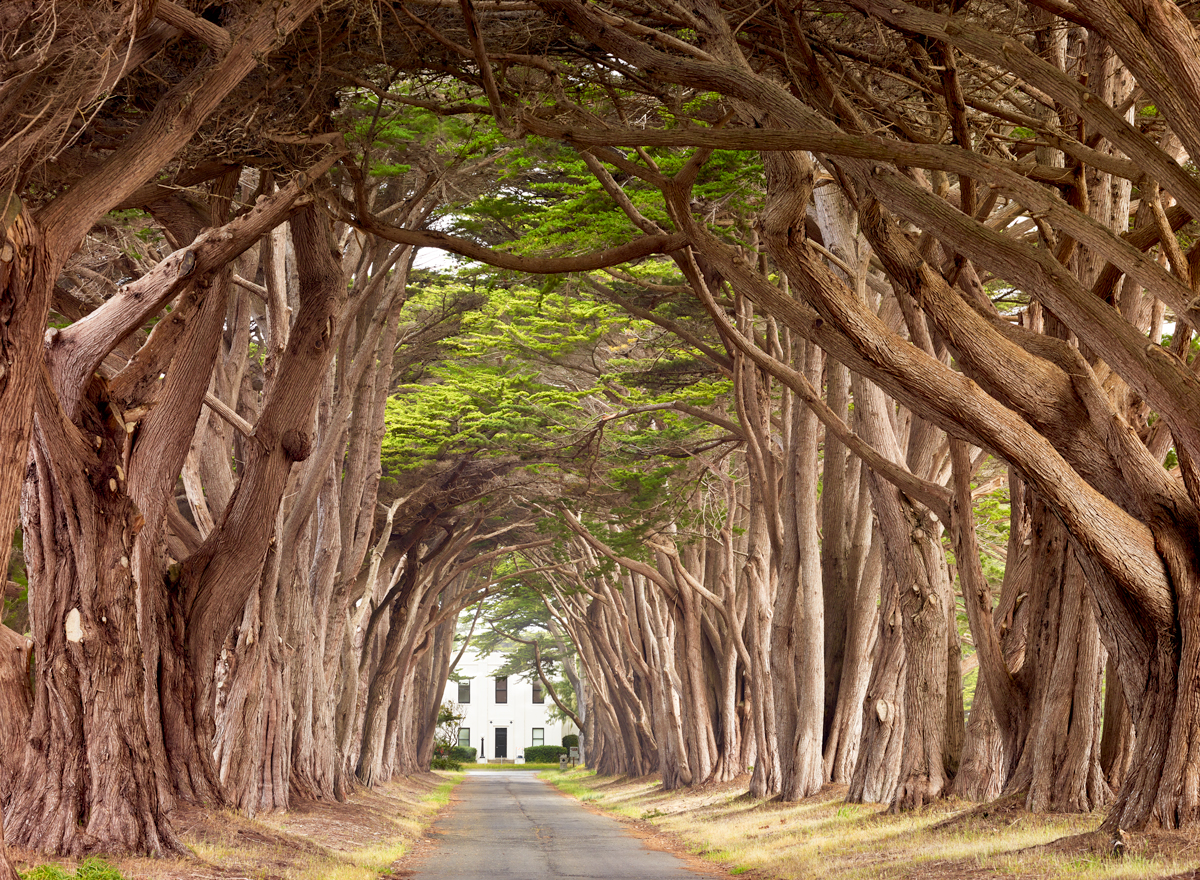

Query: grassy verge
[542,769,1194,880]
[9,772,463,880]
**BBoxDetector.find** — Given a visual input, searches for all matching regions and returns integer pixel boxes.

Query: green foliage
[523,745,569,762]
[382,278,622,471]
[432,703,466,769]
[561,733,579,749]
[450,745,477,763]
[23,859,127,880]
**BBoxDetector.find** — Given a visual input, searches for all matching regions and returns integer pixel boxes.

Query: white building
[445,647,576,762]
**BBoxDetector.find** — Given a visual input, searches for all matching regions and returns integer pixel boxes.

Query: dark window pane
[458,727,470,748]
[458,680,471,703]
[496,675,508,704]
[532,679,544,704]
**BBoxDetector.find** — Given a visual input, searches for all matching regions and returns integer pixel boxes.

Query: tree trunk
[10,376,184,855]
[0,201,48,595]
[0,625,31,792]
[954,684,1005,802]
[775,341,825,801]
[824,514,880,783]
[0,625,30,880]
[849,568,905,804]
[214,551,291,816]
[1100,658,1134,791]
[0,803,16,880]
[1005,499,1110,812]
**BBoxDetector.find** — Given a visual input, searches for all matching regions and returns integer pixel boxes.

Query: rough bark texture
[0,625,30,793]
[11,376,184,856]
[849,569,904,804]
[1005,499,1110,813]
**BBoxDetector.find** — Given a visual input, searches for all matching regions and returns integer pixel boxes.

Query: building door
[495,727,508,759]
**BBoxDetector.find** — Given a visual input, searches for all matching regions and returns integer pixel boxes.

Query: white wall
[444,647,577,761]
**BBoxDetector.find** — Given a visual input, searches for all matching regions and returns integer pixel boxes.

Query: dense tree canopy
[8,0,1200,870]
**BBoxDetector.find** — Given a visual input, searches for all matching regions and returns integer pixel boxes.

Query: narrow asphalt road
[407,771,711,879]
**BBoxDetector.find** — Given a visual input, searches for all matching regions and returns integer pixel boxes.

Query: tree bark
[0,800,16,880]
[0,625,31,793]
[1100,657,1135,791]
[10,374,185,856]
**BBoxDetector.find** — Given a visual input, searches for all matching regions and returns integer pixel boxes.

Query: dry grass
[544,770,1200,880]
[7,773,462,880]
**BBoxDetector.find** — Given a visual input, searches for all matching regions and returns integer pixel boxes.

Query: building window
[458,680,471,703]
[532,728,544,746]
[495,675,508,704]
[458,727,470,748]
[532,679,544,704]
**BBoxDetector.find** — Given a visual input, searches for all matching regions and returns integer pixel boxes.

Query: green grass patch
[23,859,126,880]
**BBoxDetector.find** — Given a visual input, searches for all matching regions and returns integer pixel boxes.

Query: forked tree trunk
[951,460,1031,801]
[10,377,184,856]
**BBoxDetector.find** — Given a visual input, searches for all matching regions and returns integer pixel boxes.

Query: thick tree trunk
[1004,499,1110,813]
[887,497,953,811]
[214,564,291,816]
[10,377,184,856]
[0,192,45,880]
[954,684,1005,802]
[182,205,347,781]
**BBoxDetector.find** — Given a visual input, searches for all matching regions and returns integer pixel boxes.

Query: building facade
[445,647,576,762]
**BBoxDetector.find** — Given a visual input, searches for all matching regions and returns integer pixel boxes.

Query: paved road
[408,771,710,879]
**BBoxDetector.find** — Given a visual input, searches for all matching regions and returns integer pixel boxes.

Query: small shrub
[431,755,462,770]
[23,860,126,880]
[74,861,125,880]
[524,745,569,763]
[450,745,477,763]
[561,734,579,749]
[22,868,72,880]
